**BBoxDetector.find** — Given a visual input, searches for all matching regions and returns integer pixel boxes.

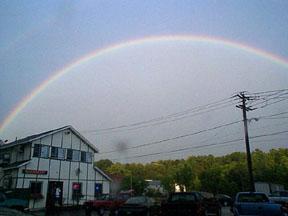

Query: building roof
[0,125,99,153]
[94,166,112,182]
[2,160,30,170]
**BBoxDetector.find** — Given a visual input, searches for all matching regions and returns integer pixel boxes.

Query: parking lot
[29,206,234,216]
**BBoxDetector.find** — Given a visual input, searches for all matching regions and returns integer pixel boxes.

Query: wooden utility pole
[236,92,255,192]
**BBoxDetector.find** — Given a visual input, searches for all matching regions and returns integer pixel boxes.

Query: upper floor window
[51,146,66,160]
[72,150,80,161]
[66,149,80,161]
[86,152,93,163]
[33,144,49,158]
[0,153,10,164]
[81,151,93,163]
[81,151,86,162]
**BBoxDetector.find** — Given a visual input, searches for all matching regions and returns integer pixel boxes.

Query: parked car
[232,192,286,216]
[215,194,233,206]
[83,193,128,215]
[118,196,160,216]
[160,192,221,216]
[0,207,34,216]
[0,191,29,211]
[270,191,288,205]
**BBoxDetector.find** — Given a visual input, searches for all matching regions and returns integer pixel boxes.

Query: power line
[252,111,288,120]
[99,111,288,155]
[82,97,236,134]
[263,116,288,120]
[110,129,288,161]
[99,120,242,154]
[246,88,288,95]
[94,101,237,135]
[83,90,288,135]
[251,130,288,139]
[111,138,244,161]
[249,93,288,109]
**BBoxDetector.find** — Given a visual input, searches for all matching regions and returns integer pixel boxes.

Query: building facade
[0,126,111,210]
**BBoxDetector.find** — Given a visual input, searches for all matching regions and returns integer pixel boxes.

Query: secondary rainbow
[1,35,288,133]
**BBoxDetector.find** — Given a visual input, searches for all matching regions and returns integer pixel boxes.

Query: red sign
[23,169,48,175]
[73,183,81,190]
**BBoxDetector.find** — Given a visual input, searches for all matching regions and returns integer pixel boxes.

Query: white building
[0,125,111,210]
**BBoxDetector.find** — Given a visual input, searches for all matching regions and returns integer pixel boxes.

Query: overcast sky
[1,0,288,163]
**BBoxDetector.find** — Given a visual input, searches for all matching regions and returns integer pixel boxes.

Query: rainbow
[1,35,288,133]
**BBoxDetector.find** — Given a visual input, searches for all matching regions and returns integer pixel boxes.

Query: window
[51,146,58,158]
[33,144,49,158]
[95,183,103,197]
[81,151,86,162]
[80,151,93,163]
[67,149,73,161]
[86,152,93,163]
[51,147,66,160]
[30,181,42,194]
[41,145,49,158]
[66,149,81,161]
[58,148,66,159]
[72,150,80,161]
[3,154,10,163]
[33,144,41,157]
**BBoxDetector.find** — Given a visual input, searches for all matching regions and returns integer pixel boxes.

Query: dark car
[84,194,128,216]
[160,192,221,216]
[215,194,233,206]
[0,207,34,216]
[118,196,160,216]
[269,191,288,206]
[0,191,29,211]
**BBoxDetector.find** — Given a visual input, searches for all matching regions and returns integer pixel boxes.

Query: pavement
[1,206,234,216]
[34,207,234,216]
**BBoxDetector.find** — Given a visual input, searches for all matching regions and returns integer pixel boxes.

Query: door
[46,181,63,208]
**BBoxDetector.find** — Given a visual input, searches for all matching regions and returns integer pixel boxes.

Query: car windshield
[95,194,111,200]
[280,191,288,197]
[170,193,196,202]
[126,197,147,204]
[238,194,269,203]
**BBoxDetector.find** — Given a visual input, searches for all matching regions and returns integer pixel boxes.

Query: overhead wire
[97,89,288,161]
[99,119,242,154]
[82,97,236,134]
[110,129,288,161]
[100,110,288,154]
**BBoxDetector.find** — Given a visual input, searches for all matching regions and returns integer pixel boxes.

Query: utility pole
[236,92,255,192]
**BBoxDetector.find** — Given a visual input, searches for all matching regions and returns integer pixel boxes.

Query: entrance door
[46,181,63,208]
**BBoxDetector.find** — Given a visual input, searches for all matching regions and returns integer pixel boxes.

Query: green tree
[121,175,148,195]
[107,163,130,176]
[95,159,113,172]
[174,162,195,191]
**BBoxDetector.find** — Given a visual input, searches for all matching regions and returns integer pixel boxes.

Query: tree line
[95,148,288,196]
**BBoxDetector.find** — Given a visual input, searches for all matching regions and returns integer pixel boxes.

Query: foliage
[121,175,148,195]
[94,159,113,172]
[96,148,288,196]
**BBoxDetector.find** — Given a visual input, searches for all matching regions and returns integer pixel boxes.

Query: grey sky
[0,1,288,163]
